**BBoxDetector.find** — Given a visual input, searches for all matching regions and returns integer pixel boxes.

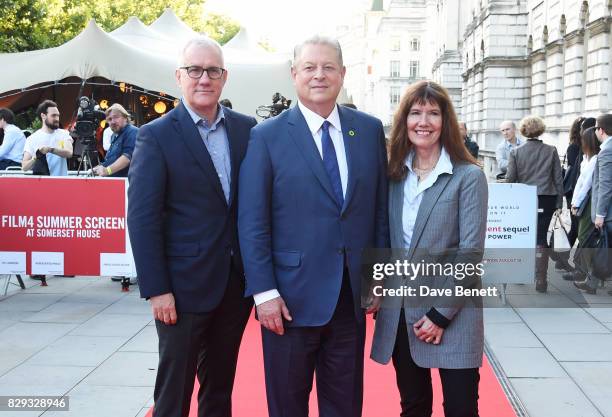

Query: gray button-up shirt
[496,136,522,174]
[184,102,231,203]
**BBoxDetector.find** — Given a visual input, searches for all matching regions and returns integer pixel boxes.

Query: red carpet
[147,316,516,416]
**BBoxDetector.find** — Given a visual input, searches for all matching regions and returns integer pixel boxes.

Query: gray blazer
[371,162,488,369]
[591,139,612,222]
[505,139,563,208]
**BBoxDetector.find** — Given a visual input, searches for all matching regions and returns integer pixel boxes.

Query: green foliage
[202,13,241,45]
[0,0,240,52]
[14,107,41,132]
[0,0,46,52]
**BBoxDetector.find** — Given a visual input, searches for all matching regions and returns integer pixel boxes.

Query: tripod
[76,146,99,177]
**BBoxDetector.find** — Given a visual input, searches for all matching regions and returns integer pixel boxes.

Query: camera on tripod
[256,92,292,119]
[74,96,106,173]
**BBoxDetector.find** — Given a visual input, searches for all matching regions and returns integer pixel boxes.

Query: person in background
[459,121,479,159]
[557,116,585,272]
[219,98,232,109]
[22,100,73,176]
[566,127,600,290]
[92,104,137,178]
[575,114,612,295]
[496,120,522,178]
[506,115,563,293]
[0,108,26,170]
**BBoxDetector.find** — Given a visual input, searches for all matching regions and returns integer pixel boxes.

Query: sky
[205,0,369,52]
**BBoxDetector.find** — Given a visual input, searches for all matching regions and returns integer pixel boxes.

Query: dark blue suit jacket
[128,103,256,313]
[238,105,389,326]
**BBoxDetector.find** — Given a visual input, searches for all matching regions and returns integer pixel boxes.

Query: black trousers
[537,195,557,247]
[262,274,365,417]
[392,313,480,417]
[153,266,253,417]
[0,159,20,170]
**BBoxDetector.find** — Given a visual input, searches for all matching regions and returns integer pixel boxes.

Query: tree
[0,0,240,52]
[0,0,46,52]
[202,13,241,45]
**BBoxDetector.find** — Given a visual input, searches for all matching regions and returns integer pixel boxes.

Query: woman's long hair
[568,116,585,146]
[388,80,477,181]
[581,126,601,158]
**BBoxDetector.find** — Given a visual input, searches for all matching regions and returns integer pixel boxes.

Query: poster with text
[0,176,135,277]
[483,183,537,284]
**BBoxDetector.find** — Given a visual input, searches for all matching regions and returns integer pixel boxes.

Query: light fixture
[99,99,109,109]
[154,101,167,114]
[100,120,106,128]
[119,82,126,93]
[173,99,180,107]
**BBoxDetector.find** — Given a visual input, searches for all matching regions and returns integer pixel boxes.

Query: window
[390,86,400,106]
[411,38,420,51]
[391,37,401,51]
[390,60,400,77]
[409,61,419,78]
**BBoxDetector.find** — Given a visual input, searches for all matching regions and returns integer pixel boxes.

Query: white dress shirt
[571,154,597,209]
[253,102,348,306]
[402,147,453,248]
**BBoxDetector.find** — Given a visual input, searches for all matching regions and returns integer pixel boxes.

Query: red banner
[0,177,130,276]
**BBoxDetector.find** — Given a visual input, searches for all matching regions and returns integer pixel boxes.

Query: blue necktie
[321,121,344,208]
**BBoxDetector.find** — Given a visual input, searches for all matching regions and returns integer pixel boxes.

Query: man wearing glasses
[127,37,256,417]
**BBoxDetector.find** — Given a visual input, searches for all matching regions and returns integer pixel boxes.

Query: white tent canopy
[0,10,296,116]
[223,27,289,64]
[110,16,178,56]
[148,8,200,45]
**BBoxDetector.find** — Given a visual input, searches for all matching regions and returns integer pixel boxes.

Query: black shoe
[30,275,45,280]
[111,276,123,282]
[563,271,585,281]
[574,281,596,295]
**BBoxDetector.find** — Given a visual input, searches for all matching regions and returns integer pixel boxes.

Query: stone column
[584,17,611,113]
[530,50,547,117]
[562,30,585,125]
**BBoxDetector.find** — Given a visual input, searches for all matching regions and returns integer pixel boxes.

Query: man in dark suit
[238,36,389,417]
[127,37,256,417]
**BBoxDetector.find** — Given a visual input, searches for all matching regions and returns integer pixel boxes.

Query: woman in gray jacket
[371,81,488,417]
[506,115,563,293]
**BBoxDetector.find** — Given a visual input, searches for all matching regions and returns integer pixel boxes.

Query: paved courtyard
[1,266,612,417]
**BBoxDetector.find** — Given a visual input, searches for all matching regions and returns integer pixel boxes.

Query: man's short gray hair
[500,120,516,128]
[177,36,224,68]
[293,35,343,66]
[105,103,130,121]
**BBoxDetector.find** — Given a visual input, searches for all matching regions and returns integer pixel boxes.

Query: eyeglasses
[595,126,601,130]
[179,66,226,80]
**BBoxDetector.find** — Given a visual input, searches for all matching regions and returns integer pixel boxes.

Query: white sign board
[483,183,537,284]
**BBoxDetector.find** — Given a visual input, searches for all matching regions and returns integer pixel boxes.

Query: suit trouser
[153,266,253,417]
[392,313,480,417]
[262,274,365,417]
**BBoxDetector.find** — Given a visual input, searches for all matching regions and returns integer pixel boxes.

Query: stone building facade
[431,0,611,177]
[338,0,434,131]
